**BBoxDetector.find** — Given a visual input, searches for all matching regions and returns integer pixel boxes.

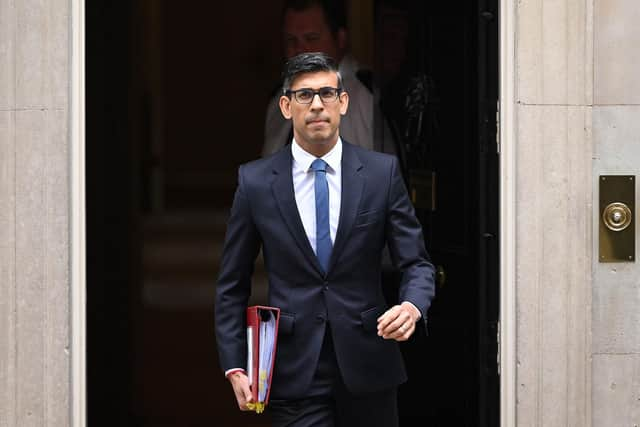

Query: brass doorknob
[436,265,446,288]
[603,202,632,232]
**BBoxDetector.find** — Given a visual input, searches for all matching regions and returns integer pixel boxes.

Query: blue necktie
[311,159,332,273]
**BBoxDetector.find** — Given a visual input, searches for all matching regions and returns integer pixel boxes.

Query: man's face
[282,5,346,61]
[279,71,349,148]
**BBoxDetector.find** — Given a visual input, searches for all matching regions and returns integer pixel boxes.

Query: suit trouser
[268,325,399,427]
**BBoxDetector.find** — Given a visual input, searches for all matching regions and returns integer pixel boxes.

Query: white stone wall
[0,0,71,426]
[516,0,593,425]
[517,0,640,424]
[591,0,640,422]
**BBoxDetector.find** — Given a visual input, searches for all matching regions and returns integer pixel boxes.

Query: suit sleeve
[215,165,262,373]
[385,156,436,330]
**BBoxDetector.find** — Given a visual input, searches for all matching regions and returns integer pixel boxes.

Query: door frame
[69,0,518,424]
[498,0,517,425]
[71,0,86,426]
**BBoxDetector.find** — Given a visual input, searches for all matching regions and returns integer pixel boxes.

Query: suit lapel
[271,148,324,276]
[328,142,364,273]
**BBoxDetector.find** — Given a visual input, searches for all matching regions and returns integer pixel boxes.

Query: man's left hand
[376,302,420,341]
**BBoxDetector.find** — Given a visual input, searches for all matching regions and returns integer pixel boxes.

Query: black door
[375,0,499,425]
[87,1,499,425]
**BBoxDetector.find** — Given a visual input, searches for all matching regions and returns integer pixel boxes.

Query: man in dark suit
[215,52,435,427]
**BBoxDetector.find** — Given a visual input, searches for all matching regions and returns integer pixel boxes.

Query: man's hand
[376,302,421,341]
[227,371,254,411]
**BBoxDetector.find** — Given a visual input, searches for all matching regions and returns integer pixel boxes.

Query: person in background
[262,0,396,157]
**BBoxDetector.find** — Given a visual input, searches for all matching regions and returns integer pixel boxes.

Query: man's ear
[339,91,349,116]
[279,95,292,119]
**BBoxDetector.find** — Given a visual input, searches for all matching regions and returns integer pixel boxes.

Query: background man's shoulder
[345,140,397,168]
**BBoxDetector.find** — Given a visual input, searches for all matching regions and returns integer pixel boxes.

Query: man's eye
[319,88,336,99]
[297,90,313,100]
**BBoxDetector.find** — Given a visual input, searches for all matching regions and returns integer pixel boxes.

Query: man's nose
[309,93,324,109]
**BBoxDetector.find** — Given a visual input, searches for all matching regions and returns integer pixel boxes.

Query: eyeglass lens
[294,87,339,103]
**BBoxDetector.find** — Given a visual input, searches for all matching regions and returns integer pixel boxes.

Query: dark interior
[87,1,499,425]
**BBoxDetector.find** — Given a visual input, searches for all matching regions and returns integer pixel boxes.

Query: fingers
[377,305,412,333]
[376,305,400,332]
[228,372,253,411]
[383,317,415,341]
[240,383,254,411]
[395,320,415,341]
[377,305,416,341]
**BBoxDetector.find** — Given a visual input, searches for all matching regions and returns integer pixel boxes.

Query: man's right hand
[227,371,254,411]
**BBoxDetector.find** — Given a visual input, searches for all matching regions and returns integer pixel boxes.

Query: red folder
[246,305,280,413]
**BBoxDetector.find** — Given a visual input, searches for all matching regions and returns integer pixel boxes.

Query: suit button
[323,281,329,291]
[316,315,325,323]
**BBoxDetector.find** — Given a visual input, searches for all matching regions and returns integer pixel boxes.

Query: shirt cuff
[225,368,246,378]
[401,301,422,321]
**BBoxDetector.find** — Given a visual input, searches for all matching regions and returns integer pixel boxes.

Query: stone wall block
[44,108,70,427]
[516,104,543,426]
[49,0,69,109]
[566,106,592,427]
[15,110,48,426]
[592,355,640,425]
[518,0,591,105]
[0,111,17,427]
[15,0,48,108]
[593,106,640,171]
[9,110,69,426]
[0,0,15,109]
[517,105,592,425]
[594,0,640,105]
[15,0,68,109]
[592,106,640,354]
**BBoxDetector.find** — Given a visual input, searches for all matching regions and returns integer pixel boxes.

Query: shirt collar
[291,138,342,174]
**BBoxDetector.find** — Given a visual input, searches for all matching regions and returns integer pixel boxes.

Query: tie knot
[311,159,327,173]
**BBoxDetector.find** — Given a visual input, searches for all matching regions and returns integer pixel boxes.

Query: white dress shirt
[291,138,342,253]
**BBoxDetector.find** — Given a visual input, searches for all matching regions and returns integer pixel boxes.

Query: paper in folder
[245,305,280,414]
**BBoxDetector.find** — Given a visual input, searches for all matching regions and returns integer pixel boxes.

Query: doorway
[86,0,499,425]
[374,0,500,425]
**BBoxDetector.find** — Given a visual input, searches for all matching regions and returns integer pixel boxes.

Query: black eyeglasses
[285,87,343,104]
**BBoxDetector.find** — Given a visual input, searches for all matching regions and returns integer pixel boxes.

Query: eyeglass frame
[284,87,344,104]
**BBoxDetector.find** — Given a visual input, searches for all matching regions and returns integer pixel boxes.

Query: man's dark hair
[283,0,348,35]
[282,52,343,92]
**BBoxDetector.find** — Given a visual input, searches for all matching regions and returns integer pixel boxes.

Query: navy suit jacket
[215,141,435,399]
